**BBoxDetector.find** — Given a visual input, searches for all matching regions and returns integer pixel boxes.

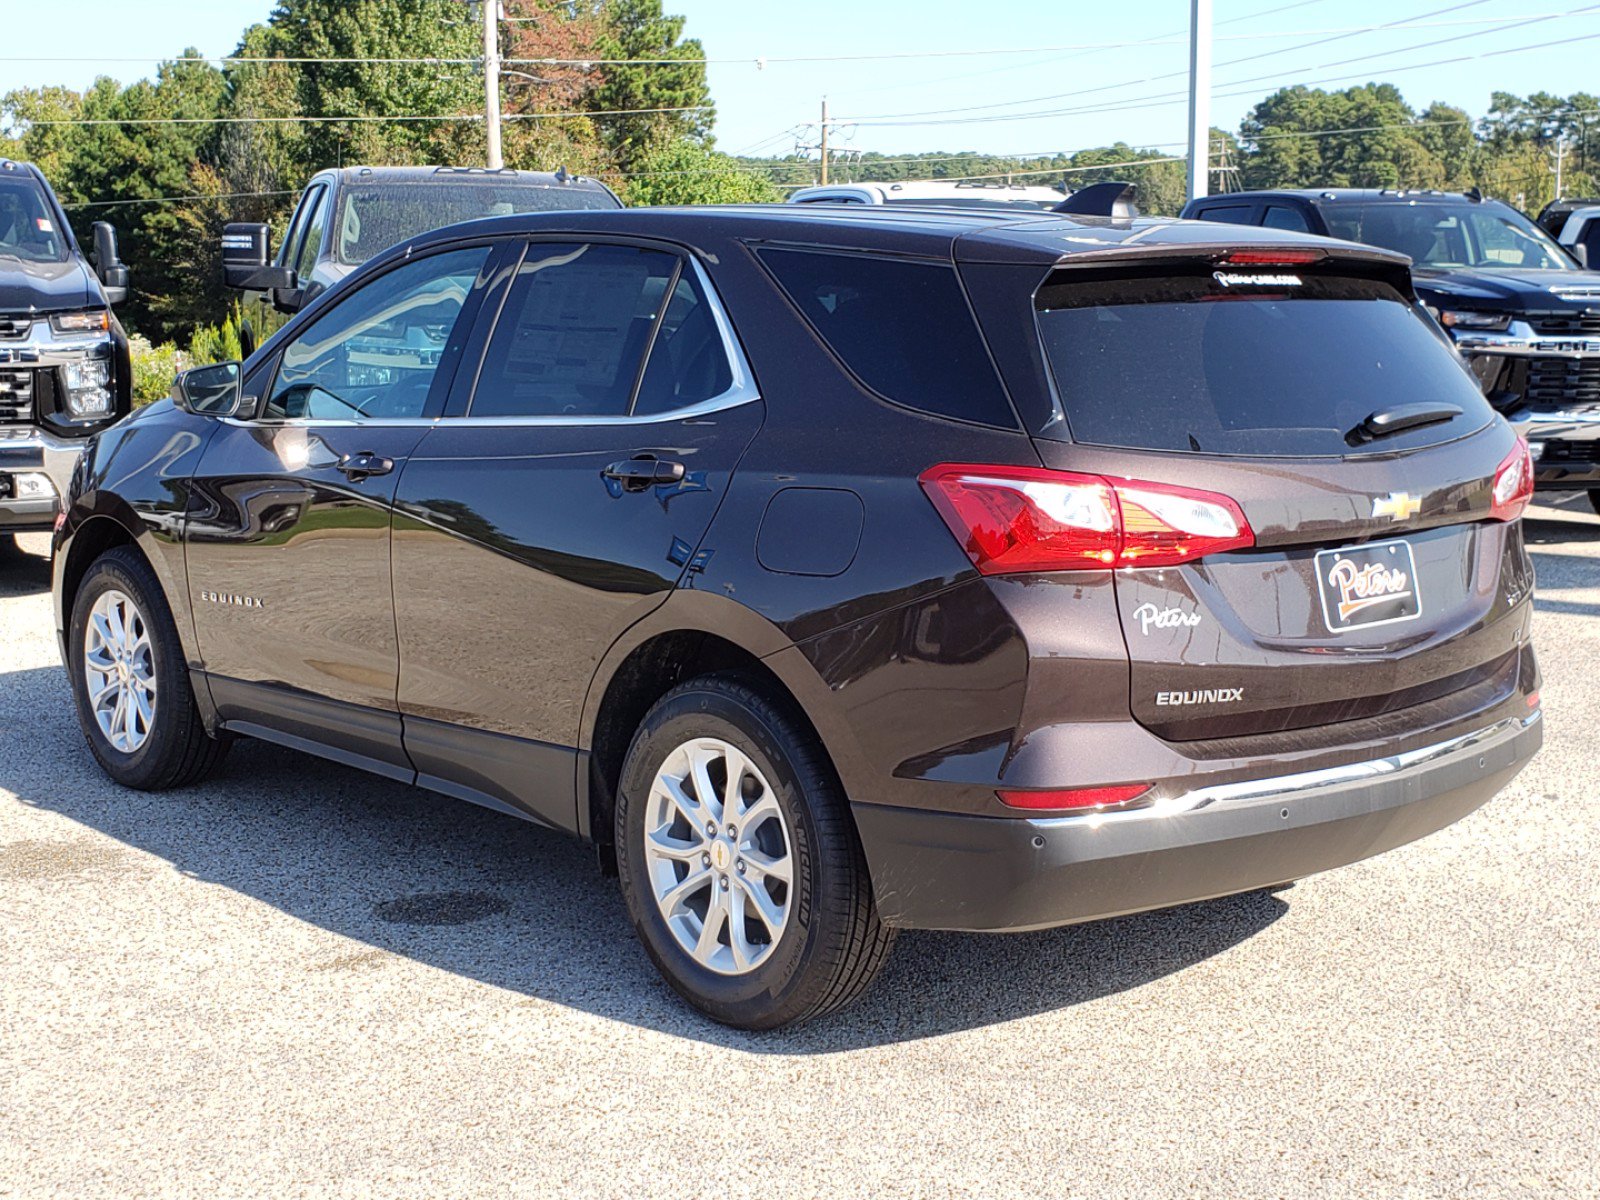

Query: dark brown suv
[53,204,1541,1029]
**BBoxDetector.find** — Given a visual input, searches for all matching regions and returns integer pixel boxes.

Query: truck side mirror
[171,361,242,418]
[1572,242,1590,269]
[91,221,129,306]
[222,223,295,291]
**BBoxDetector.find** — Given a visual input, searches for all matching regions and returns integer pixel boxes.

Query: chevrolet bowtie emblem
[1372,492,1421,522]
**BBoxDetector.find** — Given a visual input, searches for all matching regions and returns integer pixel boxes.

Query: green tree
[585,0,712,172]
[61,56,227,339]
[622,139,781,205]
[1240,83,1443,190]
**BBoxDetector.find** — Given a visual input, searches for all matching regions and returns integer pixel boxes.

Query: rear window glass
[757,247,1016,427]
[1035,270,1493,457]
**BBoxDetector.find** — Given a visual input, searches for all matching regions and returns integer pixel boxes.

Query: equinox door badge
[1132,602,1202,636]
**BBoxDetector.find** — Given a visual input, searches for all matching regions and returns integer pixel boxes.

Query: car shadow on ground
[0,540,51,598]
[1,659,1286,1052]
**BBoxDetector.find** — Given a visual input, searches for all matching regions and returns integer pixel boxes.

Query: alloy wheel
[83,588,157,753]
[643,736,794,976]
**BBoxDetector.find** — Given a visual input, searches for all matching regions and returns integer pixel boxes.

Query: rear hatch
[1022,249,1535,743]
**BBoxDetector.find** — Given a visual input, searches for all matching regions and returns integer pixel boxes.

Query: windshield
[333,182,620,265]
[1324,202,1573,272]
[1035,271,1493,457]
[0,175,69,263]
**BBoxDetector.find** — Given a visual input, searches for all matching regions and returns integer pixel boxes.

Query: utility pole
[1554,136,1566,200]
[483,0,503,170]
[820,97,829,185]
[1186,0,1212,203]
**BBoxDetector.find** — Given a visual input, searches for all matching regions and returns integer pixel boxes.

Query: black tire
[615,673,895,1030]
[67,546,229,789]
[1589,489,1600,517]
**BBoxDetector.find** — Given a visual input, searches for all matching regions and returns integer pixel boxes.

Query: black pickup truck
[1184,188,1600,511]
[0,159,132,546]
[220,165,622,336]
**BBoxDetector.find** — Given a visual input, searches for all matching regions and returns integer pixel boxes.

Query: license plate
[1315,538,1422,632]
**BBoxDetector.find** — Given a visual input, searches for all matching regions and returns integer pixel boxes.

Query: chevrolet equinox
[54,205,1543,1029]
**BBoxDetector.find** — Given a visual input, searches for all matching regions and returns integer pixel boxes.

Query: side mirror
[91,221,129,306]
[222,223,295,291]
[172,361,242,418]
[1572,242,1590,269]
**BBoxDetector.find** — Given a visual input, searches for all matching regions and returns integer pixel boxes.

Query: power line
[63,189,299,209]
[9,105,711,128]
[840,12,1600,128]
[844,1,1506,121]
[0,16,1584,72]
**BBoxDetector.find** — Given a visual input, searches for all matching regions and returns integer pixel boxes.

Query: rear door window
[469,242,680,419]
[1034,269,1494,457]
[757,246,1016,427]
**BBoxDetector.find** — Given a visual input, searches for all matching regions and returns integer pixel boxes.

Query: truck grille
[0,368,35,423]
[0,314,29,340]
[1538,440,1600,464]
[1525,356,1600,408]
[1529,312,1600,337]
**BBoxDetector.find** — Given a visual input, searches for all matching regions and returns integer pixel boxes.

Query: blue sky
[2,0,1597,159]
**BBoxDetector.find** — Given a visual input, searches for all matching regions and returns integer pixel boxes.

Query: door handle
[337,451,394,480]
[602,457,686,492]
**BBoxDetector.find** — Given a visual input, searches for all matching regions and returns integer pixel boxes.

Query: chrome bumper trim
[1043,711,1541,828]
[0,424,88,504]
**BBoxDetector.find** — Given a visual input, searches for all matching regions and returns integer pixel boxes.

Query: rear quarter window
[756,246,1017,428]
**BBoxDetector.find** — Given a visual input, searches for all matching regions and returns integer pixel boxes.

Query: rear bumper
[854,710,1541,932]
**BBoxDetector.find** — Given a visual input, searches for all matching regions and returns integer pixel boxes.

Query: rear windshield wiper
[1346,401,1463,445]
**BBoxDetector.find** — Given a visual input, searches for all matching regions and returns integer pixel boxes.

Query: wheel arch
[579,592,869,870]
[56,506,196,668]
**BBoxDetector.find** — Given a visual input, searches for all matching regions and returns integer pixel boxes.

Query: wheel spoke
[648,826,705,863]
[105,600,127,649]
[88,676,120,707]
[656,774,703,829]
[721,745,753,822]
[131,686,155,733]
[89,612,115,651]
[727,885,753,972]
[737,873,786,936]
[687,744,723,822]
[741,846,792,888]
[658,865,711,914]
[693,891,725,961]
[740,791,783,836]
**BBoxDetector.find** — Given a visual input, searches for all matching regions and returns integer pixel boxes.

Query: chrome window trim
[226,248,760,432]
[444,250,759,426]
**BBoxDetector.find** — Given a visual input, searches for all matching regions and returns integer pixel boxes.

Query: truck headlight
[63,358,114,418]
[1439,310,1512,331]
[50,309,111,334]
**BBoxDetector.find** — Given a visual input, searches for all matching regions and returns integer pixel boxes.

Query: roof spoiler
[1052,181,1138,220]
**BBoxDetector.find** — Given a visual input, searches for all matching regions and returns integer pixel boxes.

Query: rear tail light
[998,784,1153,812]
[1489,438,1534,523]
[920,464,1253,574]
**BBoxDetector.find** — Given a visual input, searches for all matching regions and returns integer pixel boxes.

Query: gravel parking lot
[2,503,1597,1200]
